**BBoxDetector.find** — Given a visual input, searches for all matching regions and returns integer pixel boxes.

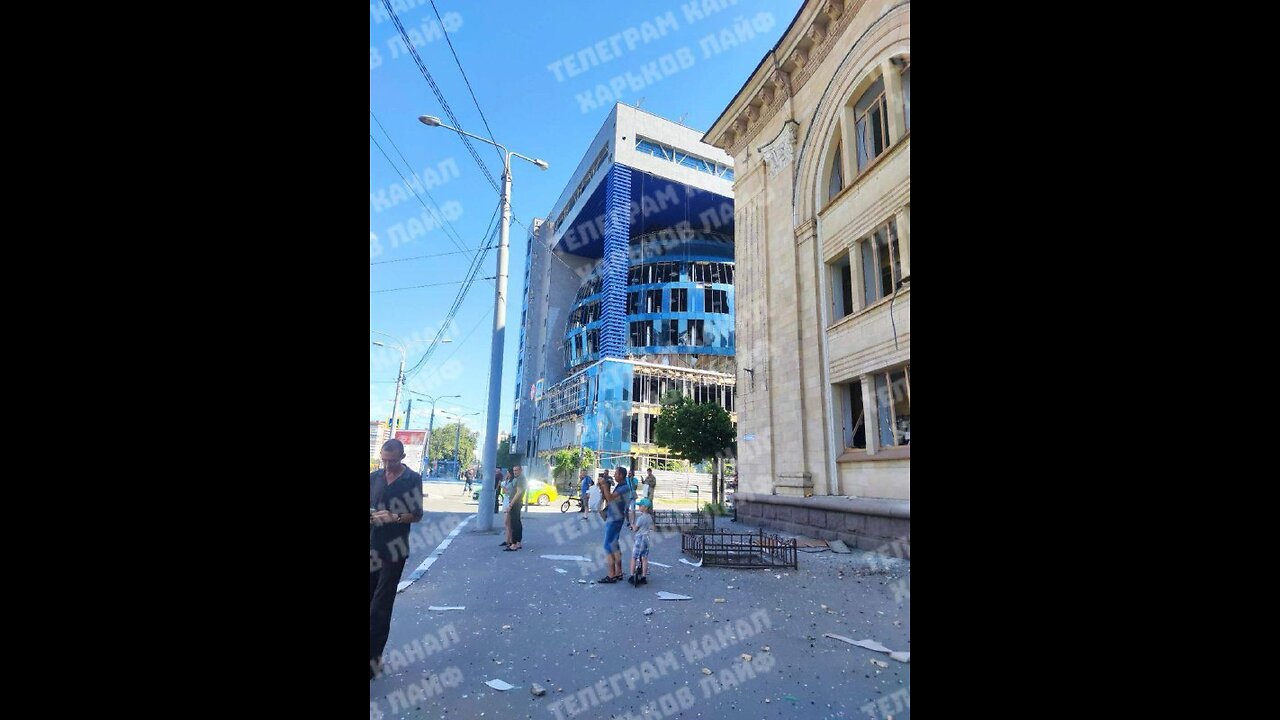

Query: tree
[551,447,597,491]
[653,392,737,505]
[428,422,478,468]
[551,449,577,487]
[496,438,515,470]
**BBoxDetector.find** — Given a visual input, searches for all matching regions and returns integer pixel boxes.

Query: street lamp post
[445,411,481,476]
[419,114,548,533]
[408,391,460,477]
[371,331,407,439]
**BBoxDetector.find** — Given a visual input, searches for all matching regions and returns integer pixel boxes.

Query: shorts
[603,520,624,554]
[632,534,650,559]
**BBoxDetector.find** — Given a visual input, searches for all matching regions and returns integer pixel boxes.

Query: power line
[369,131,471,254]
[405,202,502,378]
[428,0,504,169]
[371,278,489,295]
[380,0,500,195]
[370,247,491,266]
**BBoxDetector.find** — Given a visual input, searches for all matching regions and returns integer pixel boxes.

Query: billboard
[395,430,427,471]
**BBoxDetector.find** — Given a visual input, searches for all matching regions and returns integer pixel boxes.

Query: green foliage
[653,393,736,466]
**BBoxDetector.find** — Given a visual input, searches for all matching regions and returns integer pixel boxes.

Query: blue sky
[370,0,803,446]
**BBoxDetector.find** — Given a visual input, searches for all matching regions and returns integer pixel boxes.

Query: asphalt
[370,484,911,720]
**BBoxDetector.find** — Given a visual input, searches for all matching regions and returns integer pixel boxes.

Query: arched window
[827,139,844,201]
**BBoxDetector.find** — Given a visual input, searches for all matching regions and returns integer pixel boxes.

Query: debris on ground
[485,679,517,691]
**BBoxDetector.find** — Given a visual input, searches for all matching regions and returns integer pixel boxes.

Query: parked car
[524,479,559,506]
[471,481,558,507]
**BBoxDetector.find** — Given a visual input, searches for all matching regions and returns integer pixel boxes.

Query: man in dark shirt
[370,439,424,679]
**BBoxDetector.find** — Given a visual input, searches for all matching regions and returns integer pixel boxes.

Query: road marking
[397,514,475,593]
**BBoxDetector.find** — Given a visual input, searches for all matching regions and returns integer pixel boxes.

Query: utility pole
[419,114,548,533]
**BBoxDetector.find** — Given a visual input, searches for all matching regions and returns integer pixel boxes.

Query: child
[628,498,654,586]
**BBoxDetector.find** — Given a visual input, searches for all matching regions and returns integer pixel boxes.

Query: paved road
[371,498,910,720]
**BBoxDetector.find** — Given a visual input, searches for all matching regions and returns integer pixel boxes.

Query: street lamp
[440,410,481,475]
[419,114,547,532]
[371,334,451,437]
[408,391,461,476]
[371,330,408,439]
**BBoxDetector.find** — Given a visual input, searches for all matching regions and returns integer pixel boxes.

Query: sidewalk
[371,508,910,720]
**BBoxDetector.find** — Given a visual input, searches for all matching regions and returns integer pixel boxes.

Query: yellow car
[471,480,559,506]
[524,479,559,507]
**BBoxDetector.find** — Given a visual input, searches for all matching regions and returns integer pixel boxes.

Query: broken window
[643,289,663,314]
[670,288,688,312]
[873,365,910,447]
[630,321,652,348]
[630,413,640,443]
[586,329,598,356]
[843,381,867,449]
[830,255,854,319]
[858,219,903,306]
[855,77,888,172]
[827,139,844,202]
[657,319,679,346]
[628,291,640,315]
[704,288,729,314]
[901,63,910,131]
[685,318,705,346]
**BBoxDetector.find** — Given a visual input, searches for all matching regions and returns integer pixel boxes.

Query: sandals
[599,576,617,583]
[503,545,521,551]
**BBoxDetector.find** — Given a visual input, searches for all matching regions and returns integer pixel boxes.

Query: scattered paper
[740,653,752,662]
[643,608,654,616]
[531,684,547,697]
[541,555,592,562]
[554,568,568,574]
[714,598,726,603]
[871,659,888,668]
[428,606,466,611]
[680,558,703,568]
[657,592,693,600]
[762,646,770,652]
[828,540,852,554]
[701,668,712,675]
[824,634,895,654]
[648,561,672,568]
[577,580,588,584]
[889,651,911,663]
[501,625,512,631]
[485,679,517,691]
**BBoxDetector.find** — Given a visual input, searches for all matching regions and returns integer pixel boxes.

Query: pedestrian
[493,467,504,515]
[586,473,604,523]
[626,468,639,526]
[463,469,473,495]
[644,469,657,510]
[499,468,515,547]
[628,498,654,585]
[504,466,525,551]
[597,466,633,583]
[370,439,424,680]
[579,469,592,518]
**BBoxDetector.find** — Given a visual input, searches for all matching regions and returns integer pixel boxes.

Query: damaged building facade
[703,0,910,555]
[511,103,737,480]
